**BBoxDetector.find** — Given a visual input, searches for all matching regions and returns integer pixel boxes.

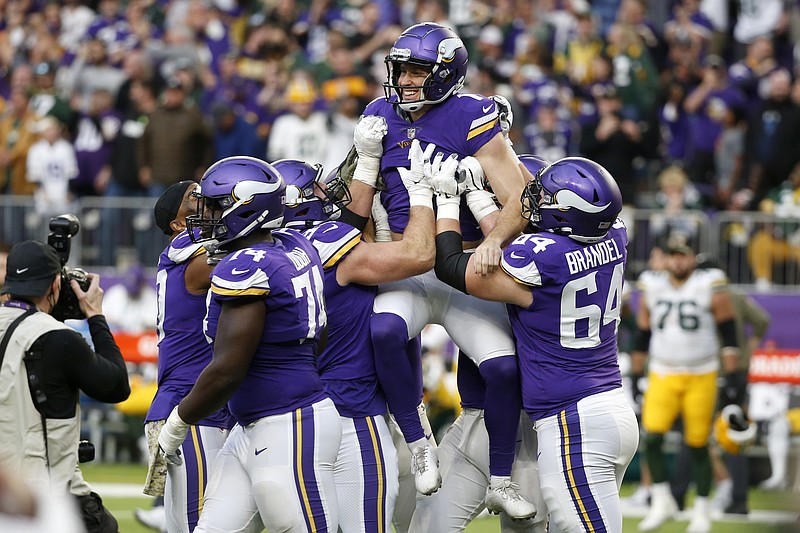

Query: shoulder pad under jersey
[303,221,361,269]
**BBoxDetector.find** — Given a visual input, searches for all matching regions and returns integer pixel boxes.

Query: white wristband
[409,188,433,210]
[352,156,380,188]
[436,195,460,220]
[466,190,499,223]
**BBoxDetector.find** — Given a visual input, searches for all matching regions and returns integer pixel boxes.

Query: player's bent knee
[370,312,409,351]
[478,355,519,386]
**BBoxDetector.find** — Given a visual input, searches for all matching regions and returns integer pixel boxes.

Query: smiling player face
[397,63,431,103]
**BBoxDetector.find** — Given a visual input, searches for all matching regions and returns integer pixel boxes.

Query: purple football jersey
[146,230,233,428]
[204,229,328,425]
[501,220,628,420]
[303,221,387,418]
[363,93,502,241]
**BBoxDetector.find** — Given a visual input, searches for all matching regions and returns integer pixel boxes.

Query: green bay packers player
[632,239,741,533]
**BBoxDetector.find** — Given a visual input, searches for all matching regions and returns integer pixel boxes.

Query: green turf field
[82,463,797,532]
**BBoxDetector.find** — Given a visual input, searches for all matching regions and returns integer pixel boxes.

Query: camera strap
[0,307,36,372]
[24,337,50,469]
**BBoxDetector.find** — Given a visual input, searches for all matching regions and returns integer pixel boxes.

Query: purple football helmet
[273,159,352,229]
[518,154,552,178]
[384,22,468,112]
[521,157,622,243]
[187,156,286,249]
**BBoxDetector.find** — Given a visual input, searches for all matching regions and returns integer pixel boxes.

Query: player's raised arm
[471,97,529,275]
[432,154,532,308]
[347,114,388,219]
[338,139,437,285]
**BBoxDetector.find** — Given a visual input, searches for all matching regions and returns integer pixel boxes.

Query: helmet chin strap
[398,100,425,112]
[568,233,608,244]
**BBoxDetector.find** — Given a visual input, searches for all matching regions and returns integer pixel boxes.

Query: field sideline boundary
[93,483,798,524]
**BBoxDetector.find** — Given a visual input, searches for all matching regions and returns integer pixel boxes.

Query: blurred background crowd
[1,0,800,285]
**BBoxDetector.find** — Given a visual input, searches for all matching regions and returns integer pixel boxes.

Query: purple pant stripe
[355,416,387,532]
[182,426,204,531]
[559,406,605,532]
[293,405,329,532]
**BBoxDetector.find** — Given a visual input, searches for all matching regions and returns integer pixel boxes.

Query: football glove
[719,370,748,408]
[158,406,189,466]
[456,156,486,194]
[491,94,514,142]
[397,139,435,208]
[353,115,387,160]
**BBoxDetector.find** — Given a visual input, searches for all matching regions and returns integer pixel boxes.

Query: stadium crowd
[2,0,800,284]
[0,1,798,198]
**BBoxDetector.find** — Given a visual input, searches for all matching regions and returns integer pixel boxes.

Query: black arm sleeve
[45,316,131,407]
[335,207,369,231]
[633,328,651,352]
[717,318,738,350]
[434,231,470,294]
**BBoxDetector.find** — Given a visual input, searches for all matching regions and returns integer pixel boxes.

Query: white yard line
[94,482,799,525]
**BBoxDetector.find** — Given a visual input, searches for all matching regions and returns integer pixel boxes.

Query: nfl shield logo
[407,128,416,139]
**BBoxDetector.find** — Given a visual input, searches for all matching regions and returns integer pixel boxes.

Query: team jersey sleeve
[167,230,206,264]
[210,249,271,300]
[500,234,546,287]
[362,96,385,116]
[302,222,361,269]
[704,267,729,291]
[635,269,660,294]
[455,94,502,154]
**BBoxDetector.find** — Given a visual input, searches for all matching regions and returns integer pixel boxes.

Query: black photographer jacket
[34,315,131,418]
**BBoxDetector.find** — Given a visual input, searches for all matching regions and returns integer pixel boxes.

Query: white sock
[490,475,511,489]
[408,438,428,452]
[767,415,791,481]
[693,496,709,512]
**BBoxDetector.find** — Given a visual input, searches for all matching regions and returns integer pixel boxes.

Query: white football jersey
[638,268,728,374]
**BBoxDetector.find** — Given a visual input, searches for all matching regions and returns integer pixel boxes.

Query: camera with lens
[78,439,96,463]
[47,214,91,321]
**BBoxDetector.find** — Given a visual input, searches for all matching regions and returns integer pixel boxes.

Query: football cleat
[687,496,711,533]
[410,443,441,495]
[485,479,536,519]
[638,483,679,531]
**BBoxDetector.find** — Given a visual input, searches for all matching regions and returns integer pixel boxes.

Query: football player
[409,155,553,533]
[633,239,741,532]
[355,22,535,517]
[144,180,234,533]
[158,156,341,533]
[273,151,436,533]
[432,157,639,533]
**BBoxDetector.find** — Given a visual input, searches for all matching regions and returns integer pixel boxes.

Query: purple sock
[370,312,424,443]
[479,355,522,477]
[406,334,423,395]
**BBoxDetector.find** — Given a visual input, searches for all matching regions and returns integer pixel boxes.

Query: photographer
[0,240,131,533]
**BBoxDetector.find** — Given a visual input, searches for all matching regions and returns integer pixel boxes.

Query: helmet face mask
[520,172,545,225]
[714,404,756,455]
[519,154,552,225]
[274,160,352,229]
[520,157,622,243]
[384,22,468,112]
[187,156,286,250]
